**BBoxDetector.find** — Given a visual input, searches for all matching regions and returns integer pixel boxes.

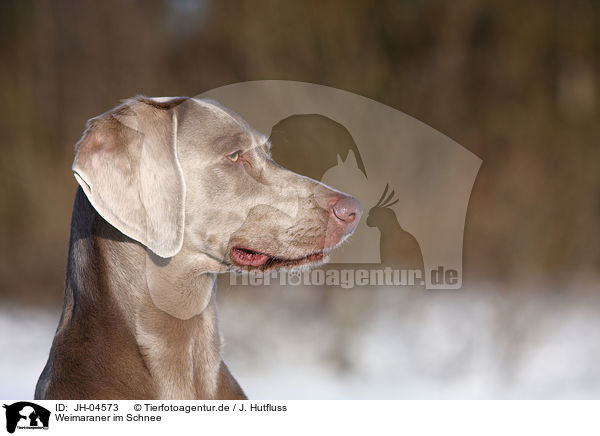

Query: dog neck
[40,188,239,399]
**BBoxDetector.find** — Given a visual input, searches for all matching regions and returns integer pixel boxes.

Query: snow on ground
[0,305,59,399]
[2,282,600,399]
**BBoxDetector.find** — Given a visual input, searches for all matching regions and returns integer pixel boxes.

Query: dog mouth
[230,247,326,270]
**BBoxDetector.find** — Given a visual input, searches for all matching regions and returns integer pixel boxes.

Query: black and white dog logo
[3,402,50,433]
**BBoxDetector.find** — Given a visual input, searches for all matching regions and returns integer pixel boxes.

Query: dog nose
[331,196,362,232]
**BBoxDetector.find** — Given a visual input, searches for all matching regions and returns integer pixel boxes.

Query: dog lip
[230,247,270,267]
[230,246,325,270]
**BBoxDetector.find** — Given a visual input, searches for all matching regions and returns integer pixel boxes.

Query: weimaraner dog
[35,96,362,399]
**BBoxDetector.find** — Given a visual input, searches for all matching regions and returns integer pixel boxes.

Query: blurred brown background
[0,0,599,398]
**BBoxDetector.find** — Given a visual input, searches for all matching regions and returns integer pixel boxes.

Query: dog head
[72,96,362,272]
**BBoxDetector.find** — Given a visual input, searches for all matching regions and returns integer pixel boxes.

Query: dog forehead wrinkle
[191,98,257,136]
[212,131,251,153]
[177,103,251,154]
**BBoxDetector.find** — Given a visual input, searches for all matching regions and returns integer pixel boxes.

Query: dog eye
[226,151,240,162]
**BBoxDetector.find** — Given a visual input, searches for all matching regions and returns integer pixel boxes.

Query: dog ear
[72,96,186,258]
